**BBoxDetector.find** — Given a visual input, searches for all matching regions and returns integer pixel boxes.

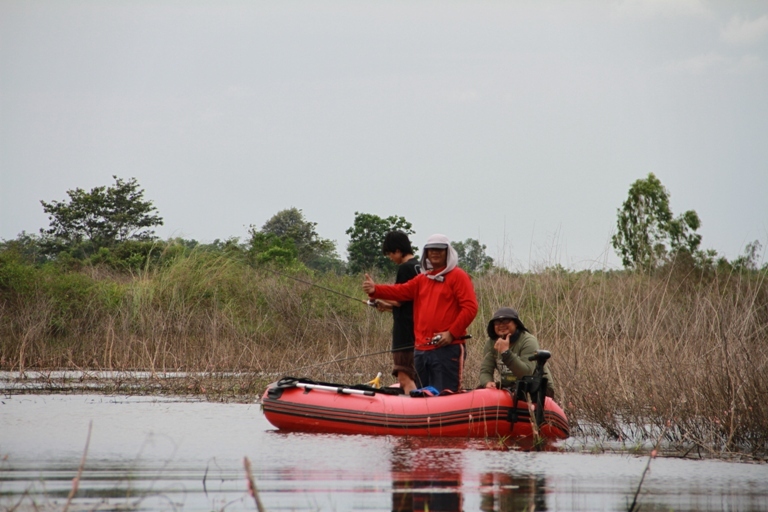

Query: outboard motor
[508,350,551,428]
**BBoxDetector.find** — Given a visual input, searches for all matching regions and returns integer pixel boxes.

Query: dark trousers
[414,344,465,392]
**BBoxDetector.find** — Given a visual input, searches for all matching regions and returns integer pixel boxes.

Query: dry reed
[1,252,766,458]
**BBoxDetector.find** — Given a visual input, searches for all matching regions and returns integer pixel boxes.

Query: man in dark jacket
[372,231,420,394]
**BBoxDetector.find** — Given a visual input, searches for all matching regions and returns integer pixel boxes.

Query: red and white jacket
[370,266,478,351]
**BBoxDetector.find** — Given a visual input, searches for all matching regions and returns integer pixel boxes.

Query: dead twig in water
[202,461,209,497]
[244,456,266,512]
[6,488,29,512]
[628,421,669,512]
[63,420,92,512]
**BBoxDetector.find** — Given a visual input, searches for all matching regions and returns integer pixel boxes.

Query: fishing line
[288,336,472,372]
[289,346,413,372]
[260,267,473,372]
[262,267,375,306]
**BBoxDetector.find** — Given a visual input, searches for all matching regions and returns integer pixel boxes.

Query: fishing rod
[262,267,376,307]
[289,335,472,372]
[290,346,410,372]
[427,334,472,346]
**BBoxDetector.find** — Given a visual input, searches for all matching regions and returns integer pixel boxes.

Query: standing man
[374,231,420,394]
[363,234,478,393]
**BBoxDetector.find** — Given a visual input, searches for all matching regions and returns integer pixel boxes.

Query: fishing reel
[427,334,472,346]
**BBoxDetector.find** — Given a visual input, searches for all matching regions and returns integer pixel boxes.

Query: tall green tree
[452,238,494,273]
[611,173,701,271]
[346,212,415,274]
[249,207,341,270]
[39,176,163,257]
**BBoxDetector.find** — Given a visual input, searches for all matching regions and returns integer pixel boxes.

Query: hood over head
[486,306,528,340]
[420,234,458,282]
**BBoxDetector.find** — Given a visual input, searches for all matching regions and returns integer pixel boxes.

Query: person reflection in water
[479,472,548,511]
[390,438,463,512]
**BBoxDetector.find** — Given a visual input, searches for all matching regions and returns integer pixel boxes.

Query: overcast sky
[2,0,767,270]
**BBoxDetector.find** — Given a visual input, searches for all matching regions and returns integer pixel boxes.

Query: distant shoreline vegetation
[1,175,767,459]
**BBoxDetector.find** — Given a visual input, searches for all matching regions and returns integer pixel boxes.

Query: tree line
[0,176,494,275]
[0,173,763,275]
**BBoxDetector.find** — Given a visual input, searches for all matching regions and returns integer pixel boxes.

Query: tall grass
[0,251,392,381]
[1,251,766,457]
[473,266,768,457]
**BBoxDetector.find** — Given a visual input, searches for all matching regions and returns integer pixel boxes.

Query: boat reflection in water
[388,437,548,512]
[4,394,768,511]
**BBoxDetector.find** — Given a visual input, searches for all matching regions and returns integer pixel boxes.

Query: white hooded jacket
[420,234,459,282]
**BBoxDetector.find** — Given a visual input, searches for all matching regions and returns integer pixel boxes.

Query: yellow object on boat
[367,372,382,388]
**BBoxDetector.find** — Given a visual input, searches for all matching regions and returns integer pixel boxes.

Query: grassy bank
[1,250,767,458]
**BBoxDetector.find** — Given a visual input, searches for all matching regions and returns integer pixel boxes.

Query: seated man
[478,307,556,398]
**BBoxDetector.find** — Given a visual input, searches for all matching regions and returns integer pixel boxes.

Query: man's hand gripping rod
[426,334,473,346]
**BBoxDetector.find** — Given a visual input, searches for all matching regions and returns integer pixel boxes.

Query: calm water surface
[1,394,767,511]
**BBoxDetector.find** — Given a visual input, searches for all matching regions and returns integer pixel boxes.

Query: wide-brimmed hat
[486,307,528,339]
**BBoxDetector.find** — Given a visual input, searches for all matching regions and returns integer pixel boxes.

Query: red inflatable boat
[261,377,569,441]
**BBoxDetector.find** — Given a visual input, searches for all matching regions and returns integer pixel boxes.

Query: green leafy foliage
[0,250,38,296]
[611,173,702,271]
[249,232,299,267]
[345,212,415,274]
[0,231,47,264]
[452,238,494,273]
[88,240,185,271]
[39,176,163,258]
[248,208,342,271]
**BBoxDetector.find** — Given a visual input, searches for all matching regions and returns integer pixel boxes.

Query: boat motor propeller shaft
[509,350,551,428]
